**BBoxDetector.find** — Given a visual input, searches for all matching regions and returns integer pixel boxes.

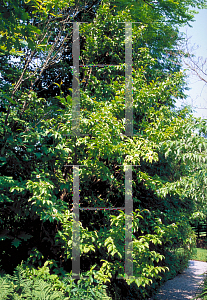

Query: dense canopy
[1,0,207,298]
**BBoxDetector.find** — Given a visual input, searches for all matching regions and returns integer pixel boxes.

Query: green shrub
[0,261,112,300]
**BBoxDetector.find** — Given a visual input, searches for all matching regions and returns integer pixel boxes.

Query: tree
[1,0,207,299]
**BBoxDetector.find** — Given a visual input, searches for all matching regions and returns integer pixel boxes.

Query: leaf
[11,238,21,248]
[108,245,112,253]
[135,278,143,287]
[18,232,33,241]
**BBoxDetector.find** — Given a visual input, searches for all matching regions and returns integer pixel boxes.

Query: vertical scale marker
[72,165,80,279]
[125,22,133,136]
[70,21,136,280]
[72,22,80,278]
[72,22,80,136]
[124,21,134,279]
[125,165,133,278]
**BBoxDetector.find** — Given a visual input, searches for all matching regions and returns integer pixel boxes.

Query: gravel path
[149,260,207,300]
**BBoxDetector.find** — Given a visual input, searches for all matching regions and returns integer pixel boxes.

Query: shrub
[0,261,111,300]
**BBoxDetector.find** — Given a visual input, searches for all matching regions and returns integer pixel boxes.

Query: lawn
[191,248,207,262]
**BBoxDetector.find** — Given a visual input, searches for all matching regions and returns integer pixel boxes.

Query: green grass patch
[191,248,207,262]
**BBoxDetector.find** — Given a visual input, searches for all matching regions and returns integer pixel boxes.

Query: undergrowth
[0,261,111,300]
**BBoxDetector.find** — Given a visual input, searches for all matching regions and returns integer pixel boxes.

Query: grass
[191,248,207,262]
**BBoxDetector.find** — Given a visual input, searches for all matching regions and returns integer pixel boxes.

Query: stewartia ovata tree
[0,0,207,298]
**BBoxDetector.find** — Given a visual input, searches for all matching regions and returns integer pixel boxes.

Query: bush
[0,261,112,300]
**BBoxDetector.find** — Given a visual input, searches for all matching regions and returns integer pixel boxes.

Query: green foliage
[1,0,207,299]
[0,264,66,300]
[0,262,111,300]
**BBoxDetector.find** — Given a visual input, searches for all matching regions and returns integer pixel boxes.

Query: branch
[142,0,156,9]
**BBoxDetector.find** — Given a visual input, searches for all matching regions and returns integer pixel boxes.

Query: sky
[177,8,207,119]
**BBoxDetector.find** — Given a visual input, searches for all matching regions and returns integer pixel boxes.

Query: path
[149,260,207,300]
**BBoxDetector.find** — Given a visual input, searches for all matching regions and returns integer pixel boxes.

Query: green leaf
[18,232,33,241]
[11,238,22,248]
